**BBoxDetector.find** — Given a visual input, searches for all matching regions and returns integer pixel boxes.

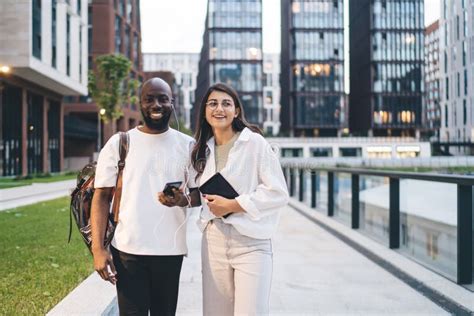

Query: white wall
[439,0,474,154]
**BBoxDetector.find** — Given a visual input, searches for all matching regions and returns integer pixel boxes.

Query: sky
[141,0,441,54]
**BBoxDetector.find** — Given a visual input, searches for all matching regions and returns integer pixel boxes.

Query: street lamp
[97,108,106,151]
[0,65,11,176]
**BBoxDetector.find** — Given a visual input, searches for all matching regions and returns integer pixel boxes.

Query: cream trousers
[201,219,273,316]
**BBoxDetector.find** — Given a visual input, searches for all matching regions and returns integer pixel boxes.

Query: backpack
[69,132,129,252]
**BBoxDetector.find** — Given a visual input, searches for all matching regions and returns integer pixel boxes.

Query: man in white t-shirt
[90,77,201,315]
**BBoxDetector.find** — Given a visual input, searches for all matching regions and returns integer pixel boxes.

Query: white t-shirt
[94,127,197,255]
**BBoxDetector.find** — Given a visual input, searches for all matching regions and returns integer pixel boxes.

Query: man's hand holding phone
[157,181,189,207]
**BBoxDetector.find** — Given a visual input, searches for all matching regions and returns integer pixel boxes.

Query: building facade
[280,0,346,137]
[349,0,424,137]
[143,53,199,130]
[263,53,281,136]
[439,0,474,154]
[63,0,143,170]
[193,0,264,129]
[424,20,441,138]
[0,0,88,176]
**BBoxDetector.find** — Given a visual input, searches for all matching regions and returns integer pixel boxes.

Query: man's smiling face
[140,78,173,131]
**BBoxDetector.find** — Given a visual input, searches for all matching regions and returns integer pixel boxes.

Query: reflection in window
[208,0,261,28]
[210,32,262,60]
[240,93,262,124]
[292,0,342,28]
[66,14,70,76]
[32,0,42,59]
[426,232,439,259]
[210,63,262,92]
[52,0,57,67]
[293,32,343,60]
[293,63,343,93]
[294,95,343,127]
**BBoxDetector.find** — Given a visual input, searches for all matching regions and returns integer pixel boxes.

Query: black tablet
[198,172,238,199]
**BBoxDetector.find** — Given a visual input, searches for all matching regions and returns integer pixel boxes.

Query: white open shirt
[197,127,289,239]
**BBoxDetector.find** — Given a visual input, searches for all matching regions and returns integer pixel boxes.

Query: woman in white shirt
[191,83,289,315]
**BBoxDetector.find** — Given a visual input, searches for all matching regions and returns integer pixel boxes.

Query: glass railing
[359,175,390,245]
[399,180,457,279]
[334,173,352,225]
[282,158,474,287]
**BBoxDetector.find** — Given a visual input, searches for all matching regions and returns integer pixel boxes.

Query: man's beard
[141,109,172,131]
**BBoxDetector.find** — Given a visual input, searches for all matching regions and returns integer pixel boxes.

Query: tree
[88,54,139,122]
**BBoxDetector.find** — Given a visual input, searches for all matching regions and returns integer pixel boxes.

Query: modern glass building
[194,0,263,128]
[263,53,281,136]
[424,20,440,138]
[280,0,346,137]
[349,0,424,137]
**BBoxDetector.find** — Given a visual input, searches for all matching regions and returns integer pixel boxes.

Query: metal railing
[268,136,421,143]
[281,158,474,285]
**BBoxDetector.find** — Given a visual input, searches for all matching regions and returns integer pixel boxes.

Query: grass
[0,197,93,315]
[0,173,77,189]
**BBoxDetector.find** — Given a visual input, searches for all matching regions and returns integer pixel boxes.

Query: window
[463,99,467,125]
[444,52,448,73]
[127,0,133,22]
[443,0,447,19]
[88,6,92,55]
[464,11,468,37]
[463,41,467,66]
[464,69,468,95]
[456,15,460,40]
[265,91,273,104]
[457,72,460,97]
[32,0,41,59]
[134,33,139,69]
[79,25,82,82]
[52,0,57,67]
[66,14,70,76]
[119,0,125,16]
[125,26,131,58]
[115,16,122,53]
[445,77,449,100]
[445,104,448,127]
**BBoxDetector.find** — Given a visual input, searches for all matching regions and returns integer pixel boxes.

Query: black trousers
[111,247,184,316]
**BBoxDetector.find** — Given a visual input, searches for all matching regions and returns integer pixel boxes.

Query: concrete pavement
[0,179,76,211]
[176,207,450,315]
[48,201,474,315]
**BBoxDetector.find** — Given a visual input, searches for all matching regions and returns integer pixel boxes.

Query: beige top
[215,132,240,172]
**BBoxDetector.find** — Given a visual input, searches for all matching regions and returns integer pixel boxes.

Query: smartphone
[163,181,183,197]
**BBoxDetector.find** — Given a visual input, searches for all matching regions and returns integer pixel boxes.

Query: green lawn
[0,173,77,189]
[0,197,93,315]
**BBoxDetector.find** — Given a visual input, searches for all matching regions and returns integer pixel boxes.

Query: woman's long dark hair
[191,82,262,178]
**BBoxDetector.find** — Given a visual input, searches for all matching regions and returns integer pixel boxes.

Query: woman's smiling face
[205,90,239,131]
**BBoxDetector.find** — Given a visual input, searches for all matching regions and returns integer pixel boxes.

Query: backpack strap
[111,131,129,223]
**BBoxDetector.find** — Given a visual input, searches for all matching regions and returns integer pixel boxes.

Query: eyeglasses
[205,100,234,110]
